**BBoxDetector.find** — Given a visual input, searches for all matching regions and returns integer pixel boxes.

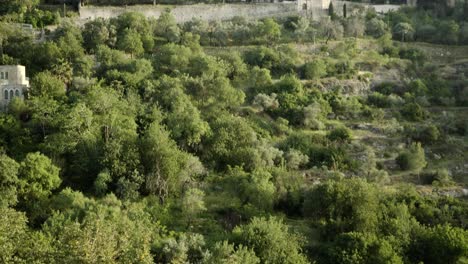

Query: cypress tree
[328,2,335,18]
[464,0,468,20]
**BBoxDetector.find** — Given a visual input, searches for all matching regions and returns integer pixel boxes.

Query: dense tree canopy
[0,4,467,263]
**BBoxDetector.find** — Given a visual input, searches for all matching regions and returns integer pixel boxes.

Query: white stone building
[0,65,29,111]
[298,0,331,11]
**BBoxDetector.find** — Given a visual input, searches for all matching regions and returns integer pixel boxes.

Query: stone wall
[79,3,299,23]
[332,1,400,15]
[78,1,399,24]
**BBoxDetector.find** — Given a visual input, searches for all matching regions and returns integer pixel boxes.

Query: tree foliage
[0,6,466,264]
[233,217,309,264]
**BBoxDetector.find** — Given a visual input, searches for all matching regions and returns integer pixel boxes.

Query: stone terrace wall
[332,1,400,14]
[79,3,299,23]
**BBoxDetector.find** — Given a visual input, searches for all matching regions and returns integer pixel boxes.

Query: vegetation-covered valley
[0,0,467,263]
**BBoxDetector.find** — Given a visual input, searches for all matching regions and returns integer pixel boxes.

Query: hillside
[0,1,467,263]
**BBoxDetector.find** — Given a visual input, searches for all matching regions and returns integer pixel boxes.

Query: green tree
[407,79,428,96]
[43,194,157,263]
[256,18,281,44]
[217,51,248,81]
[393,22,414,42]
[329,2,335,18]
[0,0,39,16]
[303,103,326,130]
[232,217,309,264]
[324,232,403,264]
[303,59,327,80]
[185,75,245,113]
[291,16,310,41]
[344,17,365,38]
[112,12,152,51]
[0,207,29,263]
[413,124,440,144]
[464,0,468,20]
[204,114,258,170]
[224,168,276,211]
[399,48,426,66]
[159,233,205,264]
[77,85,141,198]
[327,126,352,142]
[409,224,468,264]
[0,154,20,207]
[30,71,66,100]
[118,28,144,57]
[247,66,273,94]
[141,120,188,203]
[82,18,111,52]
[145,76,209,148]
[28,96,61,140]
[396,142,427,173]
[459,22,468,44]
[416,24,437,42]
[152,43,193,75]
[51,59,73,87]
[437,20,459,45]
[203,241,260,264]
[155,10,181,43]
[366,18,388,38]
[244,46,280,71]
[18,152,61,202]
[269,74,306,123]
[320,19,344,43]
[181,188,206,227]
[285,149,309,170]
[432,169,454,187]
[400,102,427,121]
[94,170,112,196]
[303,178,380,235]
[55,24,86,66]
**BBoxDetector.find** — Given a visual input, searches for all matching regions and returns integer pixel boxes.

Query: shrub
[361,106,385,121]
[302,60,327,80]
[421,169,454,187]
[368,92,392,108]
[416,24,437,42]
[408,225,468,264]
[232,217,309,264]
[432,169,454,187]
[400,103,427,121]
[284,149,309,170]
[303,178,380,235]
[407,79,428,96]
[327,126,352,142]
[366,17,388,38]
[416,124,440,144]
[396,142,427,172]
[399,48,426,66]
[374,82,398,95]
[244,46,280,70]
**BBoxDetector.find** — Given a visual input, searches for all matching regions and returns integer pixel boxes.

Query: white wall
[332,1,400,14]
[79,3,298,23]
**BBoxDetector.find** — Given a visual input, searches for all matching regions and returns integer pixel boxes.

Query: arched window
[9,90,13,100]
[4,90,8,100]
[15,90,20,97]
